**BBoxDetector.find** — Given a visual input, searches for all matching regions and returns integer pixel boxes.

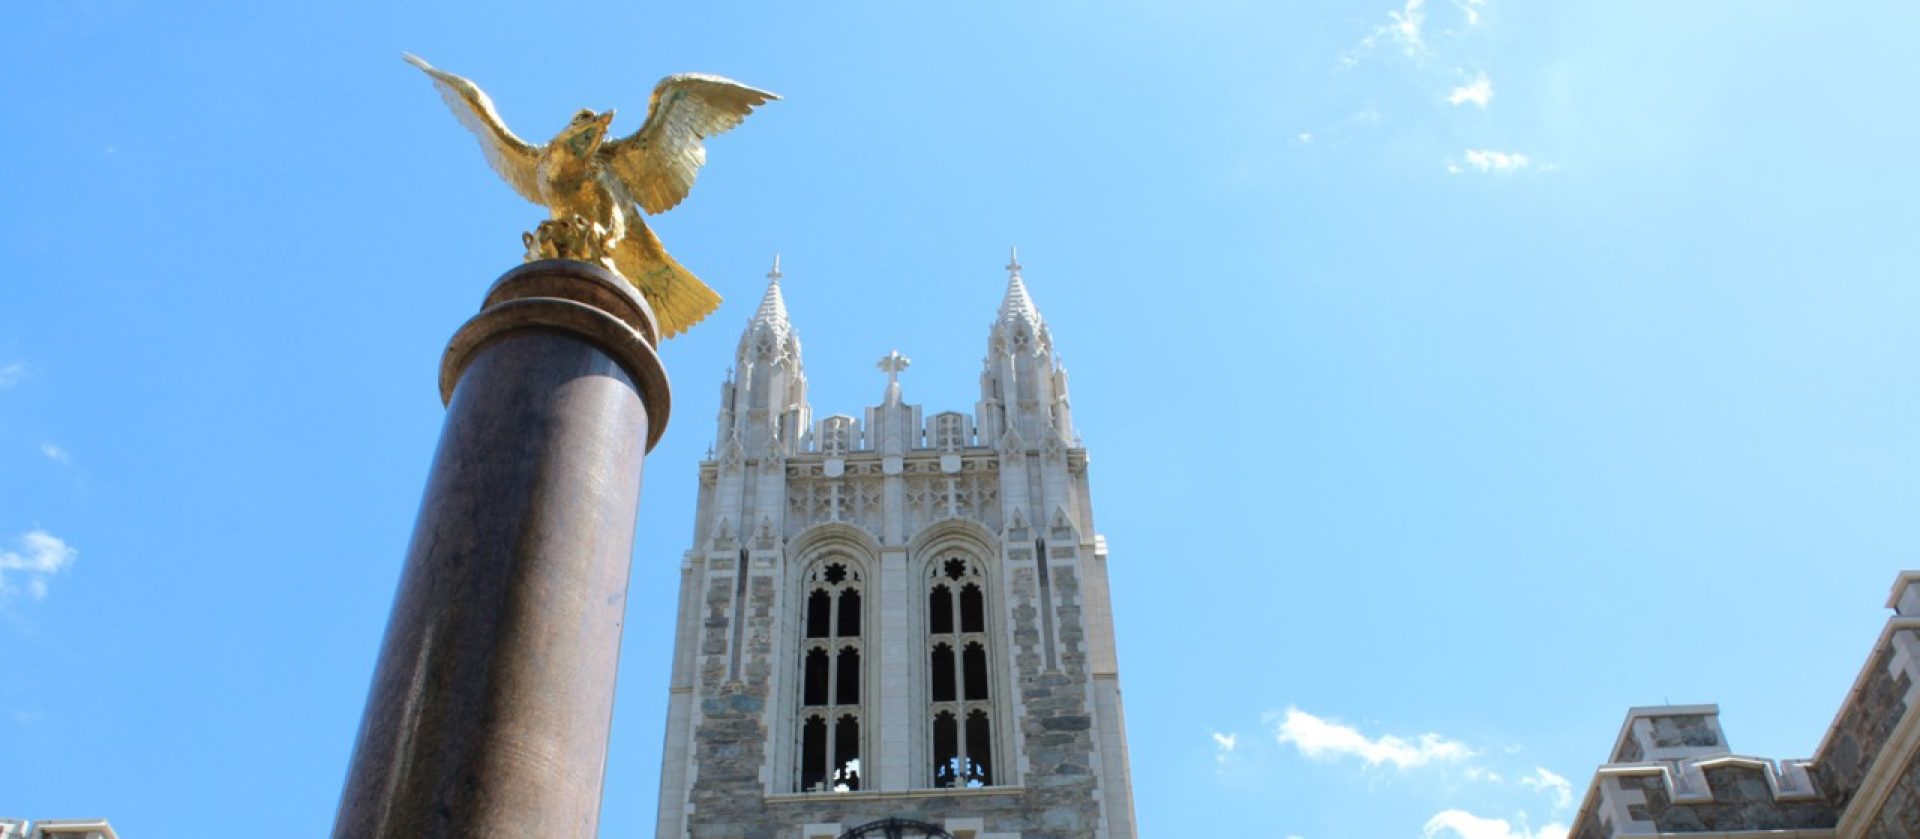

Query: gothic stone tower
[653,254,1137,839]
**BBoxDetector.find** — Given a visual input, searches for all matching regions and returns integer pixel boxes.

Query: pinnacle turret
[997,245,1043,329]
[718,253,809,457]
[978,248,1071,447]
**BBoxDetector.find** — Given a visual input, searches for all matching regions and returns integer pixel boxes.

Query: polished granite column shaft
[333,260,671,838]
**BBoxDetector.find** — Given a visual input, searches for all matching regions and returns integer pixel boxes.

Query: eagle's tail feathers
[612,221,723,339]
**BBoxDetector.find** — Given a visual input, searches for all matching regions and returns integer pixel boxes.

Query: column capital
[441,259,671,451]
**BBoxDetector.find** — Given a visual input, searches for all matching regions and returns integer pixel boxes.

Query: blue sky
[2,1,1917,837]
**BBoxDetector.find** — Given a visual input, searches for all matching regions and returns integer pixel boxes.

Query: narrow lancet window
[834,715,862,791]
[929,584,954,634]
[959,583,984,633]
[930,643,956,702]
[925,554,998,788]
[795,558,864,792]
[932,711,959,787]
[965,710,993,786]
[804,647,830,706]
[801,715,828,791]
[839,588,862,637]
[836,646,861,704]
[807,589,832,638]
[962,642,990,701]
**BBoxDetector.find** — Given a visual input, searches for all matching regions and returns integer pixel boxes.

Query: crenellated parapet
[1574,706,1831,837]
[1570,571,1920,838]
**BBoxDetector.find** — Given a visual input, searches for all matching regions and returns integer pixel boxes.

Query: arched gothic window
[927,556,995,787]
[798,559,864,792]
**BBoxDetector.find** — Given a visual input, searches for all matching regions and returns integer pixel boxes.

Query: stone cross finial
[877,350,911,404]
[768,252,782,281]
[1006,245,1021,276]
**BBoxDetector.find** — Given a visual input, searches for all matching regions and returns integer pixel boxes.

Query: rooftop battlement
[1570,572,1920,838]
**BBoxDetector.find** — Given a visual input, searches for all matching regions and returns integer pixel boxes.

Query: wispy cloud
[1270,706,1476,770]
[40,443,70,464]
[0,530,78,601]
[1453,0,1486,27]
[0,362,24,388]
[1211,731,1239,764]
[1424,810,1568,839]
[1346,0,1430,65]
[1449,149,1532,174]
[1447,71,1493,107]
[1521,767,1573,812]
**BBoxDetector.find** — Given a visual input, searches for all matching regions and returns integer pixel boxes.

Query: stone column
[333,260,671,839]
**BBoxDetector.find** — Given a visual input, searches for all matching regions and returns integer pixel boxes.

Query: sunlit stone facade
[652,254,1136,839]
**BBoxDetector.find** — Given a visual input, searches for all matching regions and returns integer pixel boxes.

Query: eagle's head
[558,108,616,158]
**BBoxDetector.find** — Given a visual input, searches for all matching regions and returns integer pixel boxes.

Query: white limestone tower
[655,253,1135,839]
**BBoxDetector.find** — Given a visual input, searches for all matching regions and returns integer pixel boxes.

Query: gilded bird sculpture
[404,54,777,337]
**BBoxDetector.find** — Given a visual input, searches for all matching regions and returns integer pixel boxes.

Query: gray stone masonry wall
[1648,715,1720,752]
[1813,640,1913,816]
[681,558,1105,838]
[1861,738,1920,838]
[1570,810,1608,839]
[1606,713,1719,764]
[1621,766,1835,832]
[1008,560,1103,839]
[688,573,779,838]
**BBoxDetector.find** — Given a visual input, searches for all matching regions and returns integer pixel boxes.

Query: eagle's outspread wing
[403,54,544,204]
[599,74,779,215]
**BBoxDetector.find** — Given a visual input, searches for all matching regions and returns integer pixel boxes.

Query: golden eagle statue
[404,54,777,337]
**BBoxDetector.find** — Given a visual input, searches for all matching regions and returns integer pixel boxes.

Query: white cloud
[1454,0,1486,26]
[1464,765,1504,783]
[0,362,24,388]
[1424,810,1568,839]
[1211,730,1239,765]
[1522,767,1574,812]
[1448,71,1493,107]
[0,530,78,601]
[40,443,70,464]
[1346,0,1429,64]
[1453,149,1532,174]
[1298,132,1314,144]
[1271,706,1476,770]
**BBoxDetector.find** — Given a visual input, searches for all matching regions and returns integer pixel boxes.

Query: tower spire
[998,245,1041,326]
[753,253,789,326]
[721,252,808,457]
